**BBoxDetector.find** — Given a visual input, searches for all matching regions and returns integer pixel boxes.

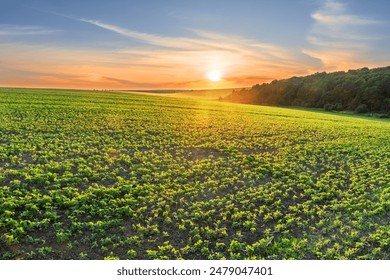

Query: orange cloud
[0,17,324,90]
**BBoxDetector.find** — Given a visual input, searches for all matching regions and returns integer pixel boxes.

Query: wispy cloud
[0,24,55,36]
[1,12,323,90]
[311,0,383,26]
[80,18,320,79]
[311,12,382,26]
[0,15,326,89]
[81,18,298,62]
[79,18,208,50]
[0,16,324,89]
[303,0,388,70]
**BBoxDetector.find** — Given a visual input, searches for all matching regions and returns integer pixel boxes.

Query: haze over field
[1,0,389,90]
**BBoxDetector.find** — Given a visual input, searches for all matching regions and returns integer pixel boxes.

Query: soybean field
[0,88,389,260]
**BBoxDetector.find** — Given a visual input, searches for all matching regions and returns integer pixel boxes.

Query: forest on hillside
[223,66,390,115]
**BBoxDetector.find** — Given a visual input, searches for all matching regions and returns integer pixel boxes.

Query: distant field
[166,88,237,100]
[0,88,389,260]
[122,88,236,100]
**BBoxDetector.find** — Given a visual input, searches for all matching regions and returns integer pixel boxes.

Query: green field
[0,88,389,260]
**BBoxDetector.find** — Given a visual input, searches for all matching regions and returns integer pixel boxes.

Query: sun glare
[207,70,222,82]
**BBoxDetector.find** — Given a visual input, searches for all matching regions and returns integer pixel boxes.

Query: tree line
[223,66,390,115]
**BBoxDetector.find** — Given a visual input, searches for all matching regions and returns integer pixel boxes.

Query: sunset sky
[1,0,389,89]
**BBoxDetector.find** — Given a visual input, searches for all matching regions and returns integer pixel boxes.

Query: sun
[207,70,222,82]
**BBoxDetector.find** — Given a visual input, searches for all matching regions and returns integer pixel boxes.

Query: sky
[0,0,389,90]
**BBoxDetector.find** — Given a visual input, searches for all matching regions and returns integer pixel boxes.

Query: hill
[223,66,390,115]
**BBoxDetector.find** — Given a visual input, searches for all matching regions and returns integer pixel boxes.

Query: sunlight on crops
[0,88,389,260]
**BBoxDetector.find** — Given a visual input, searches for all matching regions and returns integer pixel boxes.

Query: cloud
[0,24,55,36]
[80,18,210,50]
[311,12,382,26]
[303,0,388,71]
[0,17,322,90]
[310,0,383,26]
[101,76,160,88]
[81,18,297,63]
[81,18,321,75]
